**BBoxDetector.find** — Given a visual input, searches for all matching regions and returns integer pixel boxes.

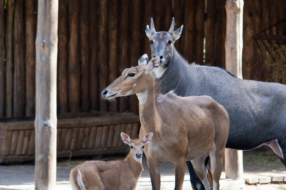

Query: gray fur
[156,49,286,150]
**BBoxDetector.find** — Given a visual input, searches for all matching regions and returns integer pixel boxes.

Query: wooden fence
[0,0,285,119]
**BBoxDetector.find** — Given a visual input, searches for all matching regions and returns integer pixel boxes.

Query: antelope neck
[125,152,143,178]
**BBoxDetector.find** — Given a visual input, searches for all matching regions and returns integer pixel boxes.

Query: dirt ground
[0,147,285,190]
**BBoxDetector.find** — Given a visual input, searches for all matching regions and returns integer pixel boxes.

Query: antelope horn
[168,17,175,33]
[150,17,156,33]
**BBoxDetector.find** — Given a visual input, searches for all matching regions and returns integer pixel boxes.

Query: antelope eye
[142,145,144,149]
[150,40,154,44]
[130,145,134,149]
[128,73,135,77]
[167,40,172,45]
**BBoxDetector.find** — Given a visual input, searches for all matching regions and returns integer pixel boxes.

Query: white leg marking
[136,90,148,104]
[209,147,217,174]
[213,181,218,190]
[77,170,86,190]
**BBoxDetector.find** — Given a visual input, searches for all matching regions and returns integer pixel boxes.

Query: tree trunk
[108,0,119,112]
[0,0,5,118]
[225,0,244,180]
[183,0,195,63]
[68,0,80,113]
[25,0,36,117]
[80,0,90,112]
[35,0,58,189]
[14,0,25,118]
[5,0,15,118]
[98,0,108,112]
[58,0,68,114]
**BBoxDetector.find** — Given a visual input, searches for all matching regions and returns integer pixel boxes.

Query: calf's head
[121,132,153,163]
[145,17,183,68]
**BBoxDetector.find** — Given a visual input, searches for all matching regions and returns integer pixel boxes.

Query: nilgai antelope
[145,17,286,190]
[102,55,230,190]
[70,132,153,190]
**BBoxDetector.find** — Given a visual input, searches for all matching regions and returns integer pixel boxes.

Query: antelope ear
[173,25,184,41]
[121,132,131,145]
[145,25,152,38]
[138,54,149,65]
[142,132,153,144]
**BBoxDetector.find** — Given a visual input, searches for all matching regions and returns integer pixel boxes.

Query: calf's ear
[121,132,131,144]
[142,132,153,144]
[138,54,149,65]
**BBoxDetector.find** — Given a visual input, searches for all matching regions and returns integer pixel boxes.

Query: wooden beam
[35,0,58,189]
[225,0,244,179]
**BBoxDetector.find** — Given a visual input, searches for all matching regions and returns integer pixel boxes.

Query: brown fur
[103,57,230,190]
[70,135,150,190]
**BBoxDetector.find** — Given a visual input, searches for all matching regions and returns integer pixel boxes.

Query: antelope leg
[174,157,186,190]
[147,158,161,190]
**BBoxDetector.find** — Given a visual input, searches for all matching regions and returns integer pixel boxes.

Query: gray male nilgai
[145,17,286,190]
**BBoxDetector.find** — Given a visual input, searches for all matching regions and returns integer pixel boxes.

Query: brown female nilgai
[102,55,230,190]
[70,132,153,190]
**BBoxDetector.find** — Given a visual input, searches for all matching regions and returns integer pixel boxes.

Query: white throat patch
[134,157,142,163]
[136,90,148,104]
[152,66,167,78]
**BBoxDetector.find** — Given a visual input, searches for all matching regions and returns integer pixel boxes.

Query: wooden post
[35,0,58,189]
[225,0,244,179]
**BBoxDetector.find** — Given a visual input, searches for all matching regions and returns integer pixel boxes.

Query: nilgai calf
[70,132,153,190]
[102,55,230,190]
